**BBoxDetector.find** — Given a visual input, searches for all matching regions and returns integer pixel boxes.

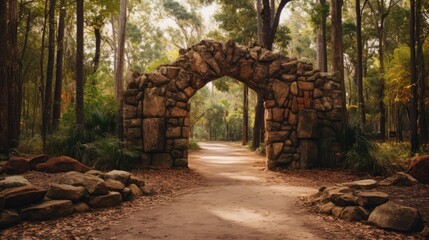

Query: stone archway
[123,40,343,169]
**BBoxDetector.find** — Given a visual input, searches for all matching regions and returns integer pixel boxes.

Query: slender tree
[115,0,128,140]
[42,0,56,149]
[356,0,366,125]
[52,0,67,130]
[409,0,419,153]
[416,0,427,144]
[0,0,9,154]
[8,0,19,148]
[253,0,292,149]
[317,0,328,72]
[76,0,85,125]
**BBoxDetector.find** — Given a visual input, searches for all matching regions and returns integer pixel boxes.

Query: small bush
[188,139,201,150]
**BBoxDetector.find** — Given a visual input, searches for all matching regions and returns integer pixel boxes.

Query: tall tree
[409,0,419,153]
[416,0,427,144]
[356,0,367,125]
[253,0,292,149]
[42,0,56,149]
[330,0,347,126]
[317,0,328,72]
[367,0,398,140]
[115,0,127,140]
[0,0,9,154]
[76,0,84,125]
[52,0,67,130]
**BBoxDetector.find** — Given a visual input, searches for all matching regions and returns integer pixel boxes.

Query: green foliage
[188,139,201,150]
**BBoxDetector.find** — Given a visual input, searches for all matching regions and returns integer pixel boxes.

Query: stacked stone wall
[123,40,343,169]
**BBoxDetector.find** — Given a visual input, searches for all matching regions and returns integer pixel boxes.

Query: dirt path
[95,142,332,240]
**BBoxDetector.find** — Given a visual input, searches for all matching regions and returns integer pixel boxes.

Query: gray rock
[128,184,142,200]
[46,184,86,201]
[0,176,31,191]
[20,200,74,221]
[0,209,20,229]
[73,202,90,213]
[105,179,125,192]
[341,179,378,190]
[105,170,132,185]
[368,202,423,232]
[356,191,389,208]
[378,172,418,186]
[339,206,370,221]
[87,192,122,208]
[59,172,108,196]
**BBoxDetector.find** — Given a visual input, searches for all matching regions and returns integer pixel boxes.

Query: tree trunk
[317,0,327,72]
[378,32,386,140]
[416,0,427,144]
[0,0,9,154]
[356,0,366,126]
[8,0,19,148]
[75,0,85,125]
[42,0,56,150]
[19,10,32,137]
[409,0,419,153]
[242,85,248,145]
[93,19,102,74]
[115,0,127,141]
[52,0,66,130]
[330,0,347,126]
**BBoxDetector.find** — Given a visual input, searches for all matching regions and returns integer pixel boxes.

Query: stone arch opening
[123,40,343,169]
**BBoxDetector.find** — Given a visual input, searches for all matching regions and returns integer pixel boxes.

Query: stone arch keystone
[123,40,343,169]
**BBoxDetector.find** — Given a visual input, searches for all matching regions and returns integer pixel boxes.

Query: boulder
[105,170,131,185]
[420,226,429,240]
[20,200,73,221]
[85,170,106,179]
[341,179,378,190]
[73,202,90,213]
[0,175,31,191]
[0,209,20,229]
[129,176,145,188]
[331,206,344,218]
[319,202,335,214]
[407,155,429,184]
[339,206,370,221]
[87,192,122,208]
[121,187,131,201]
[378,172,418,186]
[356,191,389,208]
[46,183,86,201]
[59,172,108,196]
[5,156,29,174]
[322,186,353,203]
[1,186,46,208]
[105,179,125,192]
[330,193,358,207]
[128,184,142,200]
[35,156,90,173]
[28,154,49,170]
[368,202,423,232]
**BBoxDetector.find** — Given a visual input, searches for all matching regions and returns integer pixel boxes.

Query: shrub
[188,139,201,150]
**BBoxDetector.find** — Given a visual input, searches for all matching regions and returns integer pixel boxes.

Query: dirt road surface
[95,142,335,240]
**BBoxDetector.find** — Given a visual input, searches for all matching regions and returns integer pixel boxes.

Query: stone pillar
[297,109,319,168]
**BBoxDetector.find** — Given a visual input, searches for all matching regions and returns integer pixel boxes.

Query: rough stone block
[273,80,289,106]
[299,140,318,168]
[166,127,181,138]
[152,153,173,168]
[297,109,319,139]
[143,118,165,152]
[143,88,166,117]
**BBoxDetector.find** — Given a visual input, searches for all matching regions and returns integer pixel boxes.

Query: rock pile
[308,174,425,233]
[0,170,145,229]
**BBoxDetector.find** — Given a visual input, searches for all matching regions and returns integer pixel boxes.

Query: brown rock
[297,109,319,138]
[356,191,389,208]
[0,176,32,191]
[298,81,314,91]
[20,200,74,221]
[87,192,122,208]
[407,155,429,184]
[266,143,284,160]
[59,172,109,196]
[5,156,29,174]
[46,183,86,201]
[105,179,125,192]
[1,186,46,208]
[73,202,90,213]
[128,184,142,200]
[319,202,335,214]
[332,206,344,218]
[35,156,90,173]
[341,179,377,190]
[330,193,358,207]
[166,127,182,138]
[0,209,20,229]
[28,154,49,170]
[339,206,369,221]
[273,80,290,106]
[368,202,423,232]
[105,170,132,185]
[143,88,166,117]
[378,172,418,186]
